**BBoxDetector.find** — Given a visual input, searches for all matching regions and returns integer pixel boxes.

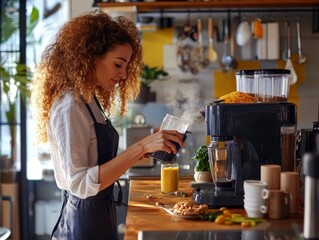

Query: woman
[31,11,184,240]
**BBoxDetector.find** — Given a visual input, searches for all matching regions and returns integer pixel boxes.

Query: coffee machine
[192,101,296,208]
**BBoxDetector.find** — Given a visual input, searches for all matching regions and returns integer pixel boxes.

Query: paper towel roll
[267,22,280,60]
[35,201,46,235]
[256,23,267,60]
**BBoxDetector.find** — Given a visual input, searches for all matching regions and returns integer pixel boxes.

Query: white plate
[155,202,204,220]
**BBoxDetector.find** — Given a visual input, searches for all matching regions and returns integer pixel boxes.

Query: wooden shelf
[98,1,319,12]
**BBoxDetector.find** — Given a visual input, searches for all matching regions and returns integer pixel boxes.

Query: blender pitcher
[151,114,191,163]
[208,136,239,196]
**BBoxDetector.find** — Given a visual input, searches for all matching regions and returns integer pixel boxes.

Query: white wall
[70,0,93,18]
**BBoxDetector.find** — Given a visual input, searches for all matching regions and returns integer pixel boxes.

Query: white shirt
[48,92,106,199]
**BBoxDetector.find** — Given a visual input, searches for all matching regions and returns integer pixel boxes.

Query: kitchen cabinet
[97,0,319,12]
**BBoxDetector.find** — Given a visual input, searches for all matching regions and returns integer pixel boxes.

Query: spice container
[255,69,291,102]
[235,70,256,97]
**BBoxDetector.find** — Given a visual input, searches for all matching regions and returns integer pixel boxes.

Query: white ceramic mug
[243,180,268,218]
[244,205,266,218]
[244,180,268,199]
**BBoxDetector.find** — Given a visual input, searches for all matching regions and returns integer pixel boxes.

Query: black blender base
[193,193,244,209]
[190,181,244,208]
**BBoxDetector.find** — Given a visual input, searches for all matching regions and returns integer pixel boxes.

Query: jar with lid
[235,70,256,97]
[254,69,291,102]
[280,124,297,172]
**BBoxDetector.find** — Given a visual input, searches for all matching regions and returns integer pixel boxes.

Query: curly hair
[31,11,143,143]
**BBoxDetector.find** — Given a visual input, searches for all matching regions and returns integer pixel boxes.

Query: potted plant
[191,145,213,183]
[136,64,169,103]
[0,3,38,182]
[0,64,32,182]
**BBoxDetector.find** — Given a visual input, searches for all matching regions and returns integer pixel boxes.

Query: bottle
[303,153,319,239]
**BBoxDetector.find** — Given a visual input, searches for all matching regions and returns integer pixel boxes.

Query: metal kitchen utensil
[284,21,297,85]
[208,17,218,62]
[229,18,238,70]
[176,16,208,74]
[220,19,233,72]
[196,18,209,69]
[220,16,237,72]
[196,18,203,58]
[296,20,306,64]
[176,17,198,74]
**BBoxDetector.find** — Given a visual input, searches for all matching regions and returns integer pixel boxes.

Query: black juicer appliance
[192,102,296,208]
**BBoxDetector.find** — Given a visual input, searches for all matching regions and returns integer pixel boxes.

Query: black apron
[51,96,120,240]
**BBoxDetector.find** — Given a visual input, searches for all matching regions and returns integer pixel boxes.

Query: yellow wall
[142,28,174,67]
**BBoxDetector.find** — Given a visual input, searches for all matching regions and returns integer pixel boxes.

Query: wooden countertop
[124,178,304,240]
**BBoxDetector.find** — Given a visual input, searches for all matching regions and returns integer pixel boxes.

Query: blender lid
[210,136,233,141]
[254,69,291,74]
[235,69,255,76]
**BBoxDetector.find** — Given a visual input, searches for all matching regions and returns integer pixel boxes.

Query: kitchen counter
[124,179,304,240]
[123,164,194,180]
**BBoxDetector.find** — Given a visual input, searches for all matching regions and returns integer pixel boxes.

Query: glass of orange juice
[161,163,179,194]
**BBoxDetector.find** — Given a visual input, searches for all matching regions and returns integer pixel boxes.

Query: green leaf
[191,145,210,171]
[201,210,223,221]
[27,6,39,36]
[1,4,39,43]
[1,10,18,43]
[141,64,169,86]
[5,102,17,124]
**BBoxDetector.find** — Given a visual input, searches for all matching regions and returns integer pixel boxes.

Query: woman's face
[95,43,132,91]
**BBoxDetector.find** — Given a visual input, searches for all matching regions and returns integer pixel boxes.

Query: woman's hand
[138,130,184,157]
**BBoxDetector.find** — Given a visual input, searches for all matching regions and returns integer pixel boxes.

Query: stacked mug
[244,165,300,219]
[243,180,268,218]
[260,164,298,219]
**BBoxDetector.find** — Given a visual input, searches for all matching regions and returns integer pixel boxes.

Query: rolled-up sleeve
[48,95,101,199]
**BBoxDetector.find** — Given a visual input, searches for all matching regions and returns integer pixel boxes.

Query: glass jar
[255,69,291,102]
[207,137,239,194]
[280,124,296,172]
[235,70,256,97]
[161,163,179,194]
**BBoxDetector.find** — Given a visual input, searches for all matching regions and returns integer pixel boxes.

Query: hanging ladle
[296,20,306,64]
[285,21,297,85]
[220,18,234,72]
[208,17,218,62]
